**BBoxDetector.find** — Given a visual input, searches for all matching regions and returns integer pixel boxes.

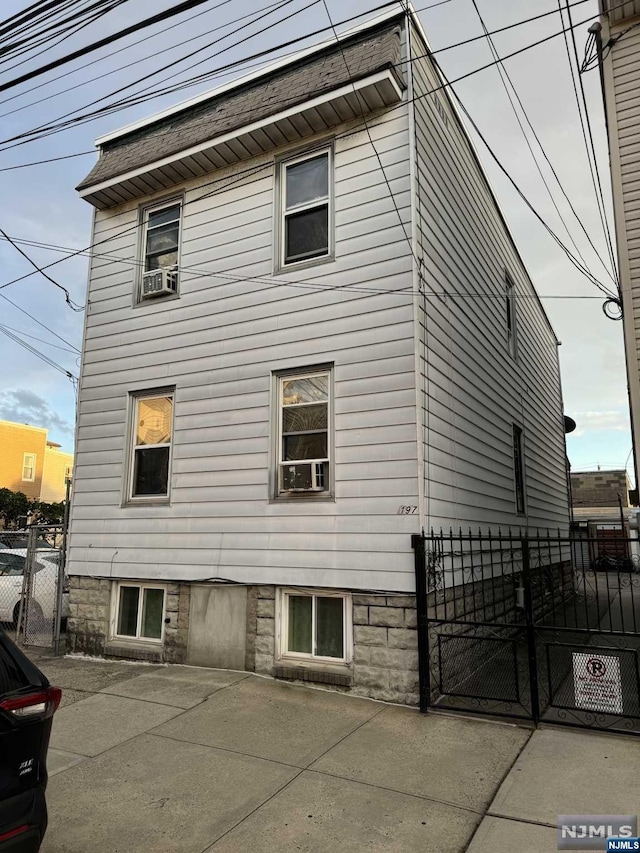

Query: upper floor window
[139,201,182,302]
[64,465,72,483]
[276,368,331,497]
[22,453,36,482]
[128,391,174,501]
[505,273,517,358]
[280,149,332,268]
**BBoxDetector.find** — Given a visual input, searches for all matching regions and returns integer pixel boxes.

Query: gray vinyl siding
[408,23,570,532]
[605,22,640,470]
[69,93,422,592]
[69,16,571,595]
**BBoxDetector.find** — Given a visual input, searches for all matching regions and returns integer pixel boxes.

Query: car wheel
[14,600,44,627]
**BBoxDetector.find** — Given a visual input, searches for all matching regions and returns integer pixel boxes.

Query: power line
[0,291,81,353]
[0,233,618,302]
[0,0,256,96]
[0,228,84,310]
[0,3,620,301]
[0,325,77,381]
[0,322,80,354]
[0,0,291,121]
[0,0,320,149]
[0,151,94,171]
[0,0,614,151]
[560,0,619,291]
[320,0,418,272]
[469,0,590,277]
[426,53,617,299]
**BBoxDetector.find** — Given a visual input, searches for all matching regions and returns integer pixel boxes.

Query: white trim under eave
[79,69,404,200]
[94,6,408,148]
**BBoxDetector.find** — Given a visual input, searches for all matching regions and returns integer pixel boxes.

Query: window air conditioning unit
[141,268,178,299]
[282,462,326,492]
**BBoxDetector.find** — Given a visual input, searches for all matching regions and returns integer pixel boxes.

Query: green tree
[0,488,30,528]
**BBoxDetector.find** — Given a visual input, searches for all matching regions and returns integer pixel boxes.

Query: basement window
[277,589,351,664]
[113,583,165,643]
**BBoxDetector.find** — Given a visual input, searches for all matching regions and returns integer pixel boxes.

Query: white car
[0,549,69,626]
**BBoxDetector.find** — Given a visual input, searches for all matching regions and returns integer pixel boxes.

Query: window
[64,465,72,483]
[138,200,182,301]
[113,583,165,642]
[506,274,517,358]
[276,369,331,496]
[512,424,526,514]
[278,590,351,663]
[128,392,174,501]
[280,149,331,267]
[22,453,36,482]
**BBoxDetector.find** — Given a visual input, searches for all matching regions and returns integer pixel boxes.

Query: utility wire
[560,0,619,291]
[0,228,84,310]
[426,53,617,299]
[320,0,418,270]
[469,0,618,289]
[0,0,290,120]
[0,2,619,302]
[0,325,77,381]
[0,322,80,354]
[0,151,94,171]
[0,0,616,150]
[0,0,319,148]
[0,291,81,353]
[0,233,617,302]
[0,0,259,96]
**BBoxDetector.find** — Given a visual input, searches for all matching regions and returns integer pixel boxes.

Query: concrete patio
[27,651,640,852]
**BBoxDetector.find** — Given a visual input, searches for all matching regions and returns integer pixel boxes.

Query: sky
[0,0,633,481]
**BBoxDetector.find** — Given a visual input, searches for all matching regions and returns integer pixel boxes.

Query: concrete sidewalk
[27,651,640,853]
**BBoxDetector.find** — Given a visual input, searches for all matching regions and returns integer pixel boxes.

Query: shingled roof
[77,20,404,194]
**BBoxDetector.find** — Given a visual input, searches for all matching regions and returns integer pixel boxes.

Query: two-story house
[68,7,570,704]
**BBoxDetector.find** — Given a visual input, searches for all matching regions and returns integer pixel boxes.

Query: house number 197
[397,505,418,514]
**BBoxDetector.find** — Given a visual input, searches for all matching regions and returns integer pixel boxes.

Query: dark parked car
[0,629,60,851]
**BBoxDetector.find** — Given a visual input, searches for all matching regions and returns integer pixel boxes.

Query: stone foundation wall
[66,577,421,706]
[66,576,110,657]
[351,594,419,705]
[66,576,190,663]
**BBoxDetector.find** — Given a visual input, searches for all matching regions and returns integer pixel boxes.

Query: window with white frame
[280,149,331,267]
[278,589,351,663]
[139,201,182,300]
[505,273,517,358]
[113,583,165,642]
[22,453,36,482]
[64,465,72,482]
[276,369,331,495]
[128,392,174,500]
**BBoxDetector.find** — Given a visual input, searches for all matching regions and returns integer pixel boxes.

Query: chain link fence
[0,524,68,649]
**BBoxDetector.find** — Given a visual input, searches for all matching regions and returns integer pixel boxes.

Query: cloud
[0,389,73,437]
[571,410,629,437]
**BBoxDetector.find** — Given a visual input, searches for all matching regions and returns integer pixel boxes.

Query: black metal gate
[412,530,640,735]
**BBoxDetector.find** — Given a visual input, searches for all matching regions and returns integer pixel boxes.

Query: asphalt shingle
[77,21,404,191]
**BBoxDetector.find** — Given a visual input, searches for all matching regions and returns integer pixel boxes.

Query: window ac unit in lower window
[282,462,326,492]
[141,268,178,299]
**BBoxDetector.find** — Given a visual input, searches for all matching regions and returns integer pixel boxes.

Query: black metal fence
[412,529,640,735]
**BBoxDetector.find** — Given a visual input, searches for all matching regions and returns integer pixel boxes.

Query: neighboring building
[571,468,631,527]
[0,420,48,501]
[597,0,640,485]
[41,442,74,503]
[68,8,570,703]
[571,468,632,563]
[0,420,73,504]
